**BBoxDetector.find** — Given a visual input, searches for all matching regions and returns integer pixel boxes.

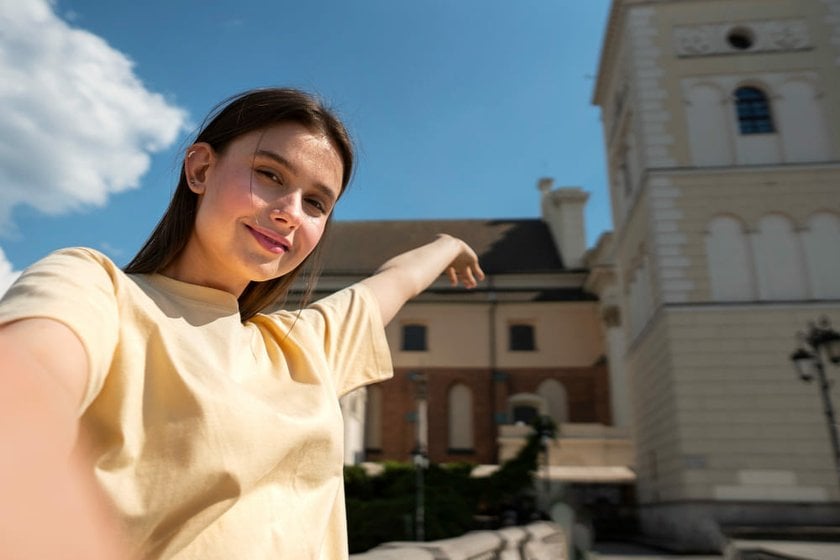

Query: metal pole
[415,456,425,541]
[542,434,550,513]
[412,372,427,542]
[813,355,840,486]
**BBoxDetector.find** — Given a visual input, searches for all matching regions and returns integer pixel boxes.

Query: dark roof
[318,219,565,275]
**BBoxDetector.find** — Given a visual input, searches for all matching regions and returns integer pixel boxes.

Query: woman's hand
[361,233,486,325]
[439,234,485,289]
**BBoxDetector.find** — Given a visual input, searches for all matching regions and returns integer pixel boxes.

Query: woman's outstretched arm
[0,319,125,558]
[360,233,485,325]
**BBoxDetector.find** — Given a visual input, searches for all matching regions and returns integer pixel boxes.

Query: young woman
[0,88,484,559]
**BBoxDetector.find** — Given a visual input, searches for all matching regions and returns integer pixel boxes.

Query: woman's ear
[184,143,214,194]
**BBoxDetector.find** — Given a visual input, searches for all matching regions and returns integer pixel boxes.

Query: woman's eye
[306,198,326,213]
[258,169,282,183]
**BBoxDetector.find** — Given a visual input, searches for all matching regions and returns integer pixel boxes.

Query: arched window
[511,404,538,425]
[686,83,733,166]
[705,215,755,301]
[447,384,474,451]
[508,393,546,426]
[537,380,569,425]
[777,79,831,162]
[734,86,775,134]
[753,214,807,300]
[801,212,840,299]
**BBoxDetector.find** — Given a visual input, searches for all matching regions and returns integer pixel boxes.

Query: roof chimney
[539,180,590,269]
[538,177,554,194]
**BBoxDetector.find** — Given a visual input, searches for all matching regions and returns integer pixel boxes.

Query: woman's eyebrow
[254,148,338,203]
[255,149,296,172]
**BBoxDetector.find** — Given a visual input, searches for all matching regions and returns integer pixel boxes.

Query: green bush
[345,416,555,553]
[345,462,478,553]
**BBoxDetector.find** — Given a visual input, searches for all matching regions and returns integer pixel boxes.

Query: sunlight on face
[167,123,344,295]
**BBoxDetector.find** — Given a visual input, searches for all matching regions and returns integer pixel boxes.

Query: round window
[727,27,754,50]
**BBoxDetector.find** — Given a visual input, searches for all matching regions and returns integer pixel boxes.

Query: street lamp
[535,415,556,515]
[409,371,428,542]
[412,448,428,542]
[789,317,840,484]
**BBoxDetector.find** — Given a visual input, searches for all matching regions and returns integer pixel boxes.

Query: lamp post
[789,317,840,485]
[536,415,555,515]
[409,371,428,542]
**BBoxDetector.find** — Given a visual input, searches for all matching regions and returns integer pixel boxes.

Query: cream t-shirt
[0,247,393,559]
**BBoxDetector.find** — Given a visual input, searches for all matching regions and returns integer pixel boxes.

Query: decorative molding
[674,19,811,58]
[819,0,840,67]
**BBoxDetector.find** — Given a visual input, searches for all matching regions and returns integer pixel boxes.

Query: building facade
[306,184,633,487]
[592,0,840,550]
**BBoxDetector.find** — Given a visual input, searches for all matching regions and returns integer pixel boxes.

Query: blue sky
[0,0,612,291]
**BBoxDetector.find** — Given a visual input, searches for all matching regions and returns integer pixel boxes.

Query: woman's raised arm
[0,319,125,558]
[360,233,485,325]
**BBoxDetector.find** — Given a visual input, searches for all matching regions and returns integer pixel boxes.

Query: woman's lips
[247,225,290,254]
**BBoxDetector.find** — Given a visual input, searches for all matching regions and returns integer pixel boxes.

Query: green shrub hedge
[345,416,556,553]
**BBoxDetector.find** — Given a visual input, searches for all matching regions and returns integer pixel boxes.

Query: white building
[590,0,840,550]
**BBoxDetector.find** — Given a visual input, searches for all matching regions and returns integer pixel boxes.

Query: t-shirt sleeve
[0,248,120,412]
[293,283,394,397]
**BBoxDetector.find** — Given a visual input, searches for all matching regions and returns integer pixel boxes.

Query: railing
[349,521,567,560]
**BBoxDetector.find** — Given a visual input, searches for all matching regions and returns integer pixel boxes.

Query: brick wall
[366,363,611,465]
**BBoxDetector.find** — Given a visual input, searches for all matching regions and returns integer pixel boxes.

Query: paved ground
[592,539,840,560]
[591,541,722,560]
[728,539,840,560]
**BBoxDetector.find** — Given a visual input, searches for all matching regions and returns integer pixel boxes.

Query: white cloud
[0,0,188,230]
[0,247,21,298]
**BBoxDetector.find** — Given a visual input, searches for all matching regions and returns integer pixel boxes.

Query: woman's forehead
[230,124,344,190]
[232,123,334,154]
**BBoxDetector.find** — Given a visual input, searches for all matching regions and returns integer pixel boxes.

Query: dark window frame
[512,404,539,425]
[401,323,427,351]
[734,86,775,135]
[447,447,476,455]
[508,323,536,351]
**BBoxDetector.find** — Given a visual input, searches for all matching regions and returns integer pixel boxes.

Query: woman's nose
[269,191,304,228]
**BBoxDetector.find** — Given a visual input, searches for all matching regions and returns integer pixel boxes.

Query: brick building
[299,0,840,550]
[301,183,633,481]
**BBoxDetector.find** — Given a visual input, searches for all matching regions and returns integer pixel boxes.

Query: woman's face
[167,122,343,296]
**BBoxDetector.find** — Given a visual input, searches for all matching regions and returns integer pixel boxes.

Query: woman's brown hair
[124,88,354,320]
